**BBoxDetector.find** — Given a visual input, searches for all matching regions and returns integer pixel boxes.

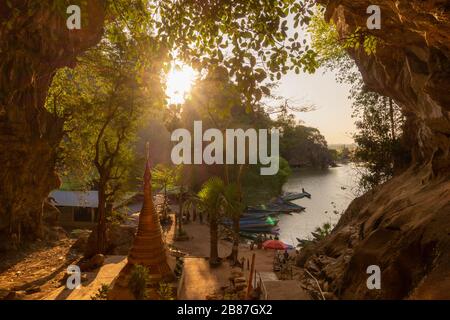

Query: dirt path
[0,239,82,300]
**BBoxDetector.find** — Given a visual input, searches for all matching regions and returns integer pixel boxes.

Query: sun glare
[166,64,196,105]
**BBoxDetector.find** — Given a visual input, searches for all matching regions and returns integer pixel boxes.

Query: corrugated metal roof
[49,190,98,208]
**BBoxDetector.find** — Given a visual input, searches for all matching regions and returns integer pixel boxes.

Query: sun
[165,63,196,105]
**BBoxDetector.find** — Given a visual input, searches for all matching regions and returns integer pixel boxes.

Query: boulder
[79,253,105,271]
[90,254,105,268]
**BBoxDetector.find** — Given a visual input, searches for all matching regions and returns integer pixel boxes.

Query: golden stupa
[108,148,174,299]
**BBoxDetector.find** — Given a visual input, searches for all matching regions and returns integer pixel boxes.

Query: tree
[223,166,245,265]
[1,0,318,245]
[152,164,179,221]
[352,93,406,189]
[276,111,333,168]
[47,30,165,253]
[194,176,237,266]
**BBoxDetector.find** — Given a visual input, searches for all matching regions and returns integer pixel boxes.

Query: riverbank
[168,217,311,300]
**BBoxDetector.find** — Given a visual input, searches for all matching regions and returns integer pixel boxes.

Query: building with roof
[49,190,99,228]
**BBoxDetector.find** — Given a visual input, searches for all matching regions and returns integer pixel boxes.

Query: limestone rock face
[320,0,450,171]
[0,1,106,243]
[303,0,450,299]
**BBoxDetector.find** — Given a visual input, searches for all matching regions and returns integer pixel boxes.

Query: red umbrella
[262,239,289,250]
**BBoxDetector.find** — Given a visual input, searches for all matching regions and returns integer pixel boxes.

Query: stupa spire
[127,144,173,279]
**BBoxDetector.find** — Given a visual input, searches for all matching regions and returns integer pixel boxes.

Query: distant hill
[328,143,356,151]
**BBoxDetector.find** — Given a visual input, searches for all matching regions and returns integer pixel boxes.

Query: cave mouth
[0,0,449,301]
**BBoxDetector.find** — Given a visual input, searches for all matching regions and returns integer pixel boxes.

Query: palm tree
[225,165,245,265]
[198,177,225,266]
[184,177,236,266]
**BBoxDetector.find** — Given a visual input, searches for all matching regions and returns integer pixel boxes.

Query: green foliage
[129,264,149,300]
[46,22,167,201]
[277,112,333,168]
[312,222,334,241]
[90,283,110,300]
[175,70,326,200]
[195,177,243,221]
[309,6,378,60]
[242,157,292,204]
[97,0,320,111]
[174,257,184,278]
[157,282,175,300]
[352,95,407,190]
[152,164,183,191]
[150,0,318,106]
[197,176,228,217]
[308,9,347,66]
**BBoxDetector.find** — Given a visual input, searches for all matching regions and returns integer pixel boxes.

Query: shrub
[129,265,149,300]
[91,284,109,300]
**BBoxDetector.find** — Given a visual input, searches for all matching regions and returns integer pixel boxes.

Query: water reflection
[278,164,359,245]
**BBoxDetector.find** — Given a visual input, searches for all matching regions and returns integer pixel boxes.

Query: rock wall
[0,1,105,245]
[300,0,450,299]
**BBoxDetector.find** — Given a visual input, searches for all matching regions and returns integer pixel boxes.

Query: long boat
[281,190,311,201]
[222,218,279,227]
[244,207,279,216]
[267,201,305,213]
[250,202,305,213]
[239,214,271,221]
[240,225,280,233]
[240,230,279,239]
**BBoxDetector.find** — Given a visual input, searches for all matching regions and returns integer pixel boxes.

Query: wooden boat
[265,201,305,213]
[222,218,279,227]
[240,226,280,233]
[281,190,311,201]
[244,207,279,216]
[239,214,271,221]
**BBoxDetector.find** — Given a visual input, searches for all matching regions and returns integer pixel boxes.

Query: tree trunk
[388,98,396,141]
[0,2,105,247]
[209,214,220,266]
[163,184,168,219]
[96,182,107,254]
[177,196,183,236]
[229,214,240,264]
[229,165,244,264]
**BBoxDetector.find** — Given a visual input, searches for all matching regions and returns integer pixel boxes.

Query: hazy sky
[276,68,356,145]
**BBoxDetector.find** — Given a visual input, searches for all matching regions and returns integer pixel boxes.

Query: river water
[278,164,360,245]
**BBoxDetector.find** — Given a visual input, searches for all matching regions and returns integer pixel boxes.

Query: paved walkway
[263,279,310,300]
[178,257,234,300]
[42,256,127,300]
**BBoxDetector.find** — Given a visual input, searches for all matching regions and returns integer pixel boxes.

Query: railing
[253,270,268,300]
